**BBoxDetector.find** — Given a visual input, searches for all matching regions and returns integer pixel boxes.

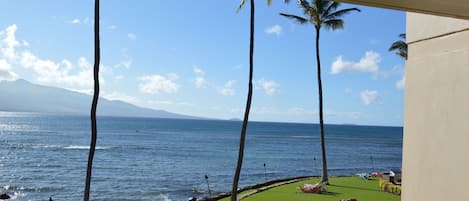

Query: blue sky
[0,0,406,126]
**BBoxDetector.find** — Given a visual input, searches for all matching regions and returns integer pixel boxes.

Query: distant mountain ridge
[0,79,200,119]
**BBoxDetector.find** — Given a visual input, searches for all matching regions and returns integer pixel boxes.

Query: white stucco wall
[403,12,469,201]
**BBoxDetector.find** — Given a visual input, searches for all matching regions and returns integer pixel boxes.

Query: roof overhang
[333,0,469,20]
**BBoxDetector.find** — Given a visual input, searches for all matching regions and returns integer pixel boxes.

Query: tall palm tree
[389,33,407,59]
[231,1,255,200]
[84,0,100,200]
[231,1,289,200]
[280,0,359,184]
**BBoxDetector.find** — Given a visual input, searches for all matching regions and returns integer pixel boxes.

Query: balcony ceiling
[334,0,469,20]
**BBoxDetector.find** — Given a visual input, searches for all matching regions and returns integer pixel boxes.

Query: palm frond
[296,0,312,16]
[399,33,406,39]
[388,41,406,51]
[298,0,311,9]
[322,1,340,18]
[268,0,291,5]
[323,19,344,30]
[389,34,407,59]
[325,8,361,19]
[397,50,407,59]
[280,13,309,24]
[237,0,246,12]
[318,0,333,14]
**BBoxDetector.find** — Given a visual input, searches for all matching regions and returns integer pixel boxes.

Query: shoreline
[197,176,315,201]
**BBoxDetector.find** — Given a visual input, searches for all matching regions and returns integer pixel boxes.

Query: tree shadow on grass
[293,191,341,196]
[321,191,341,196]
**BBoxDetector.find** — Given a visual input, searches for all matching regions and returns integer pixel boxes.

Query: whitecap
[31,144,61,149]
[8,191,26,201]
[63,145,113,150]
[158,194,173,201]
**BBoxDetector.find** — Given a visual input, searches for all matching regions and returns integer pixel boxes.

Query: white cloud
[114,60,132,69]
[127,33,137,40]
[360,90,380,105]
[106,25,117,30]
[0,59,18,81]
[138,74,179,94]
[1,24,21,60]
[193,66,205,76]
[114,48,132,69]
[0,24,102,88]
[102,91,140,103]
[396,75,405,89]
[265,24,282,36]
[331,51,381,75]
[219,80,236,96]
[71,19,81,24]
[67,88,94,95]
[146,100,191,106]
[192,66,207,88]
[67,18,91,25]
[20,52,95,87]
[255,79,279,96]
[194,77,206,88]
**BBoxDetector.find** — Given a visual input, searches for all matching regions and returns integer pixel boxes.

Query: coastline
[197,176,315,201]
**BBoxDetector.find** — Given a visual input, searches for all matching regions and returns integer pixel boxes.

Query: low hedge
[379,178,401,195]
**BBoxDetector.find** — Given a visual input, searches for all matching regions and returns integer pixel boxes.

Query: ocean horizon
[0,112,403,201]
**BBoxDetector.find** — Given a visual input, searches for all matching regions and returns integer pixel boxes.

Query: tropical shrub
[379,178,401,195]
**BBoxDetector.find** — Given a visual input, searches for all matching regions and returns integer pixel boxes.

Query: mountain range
[0,79,199,119]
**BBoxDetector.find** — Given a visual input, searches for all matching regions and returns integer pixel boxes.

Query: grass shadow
[292,191,341,196]
[321,191,341,196]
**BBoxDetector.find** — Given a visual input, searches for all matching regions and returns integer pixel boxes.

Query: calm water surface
[0,112,402,201]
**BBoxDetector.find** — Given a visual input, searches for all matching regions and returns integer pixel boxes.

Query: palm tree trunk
[84,0,100,200]
[231,0,254,200]
[315,27,328,185]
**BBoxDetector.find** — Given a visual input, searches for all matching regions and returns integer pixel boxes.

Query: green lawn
[221,177,400,201]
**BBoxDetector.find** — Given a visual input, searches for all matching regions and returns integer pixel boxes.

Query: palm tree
[84,0,100,200]
[231,1,255,200]
[280,0,359,184]
[231,1,289,200]
[389,33,407,59]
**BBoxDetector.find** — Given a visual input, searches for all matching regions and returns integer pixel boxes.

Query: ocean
[0,112,403,201]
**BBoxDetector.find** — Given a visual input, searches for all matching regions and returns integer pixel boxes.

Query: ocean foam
[63,145,113,150]
[8,191,26,201]
[158,194,173,201]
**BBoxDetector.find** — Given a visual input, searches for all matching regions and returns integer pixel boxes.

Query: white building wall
[403,12,469,201]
